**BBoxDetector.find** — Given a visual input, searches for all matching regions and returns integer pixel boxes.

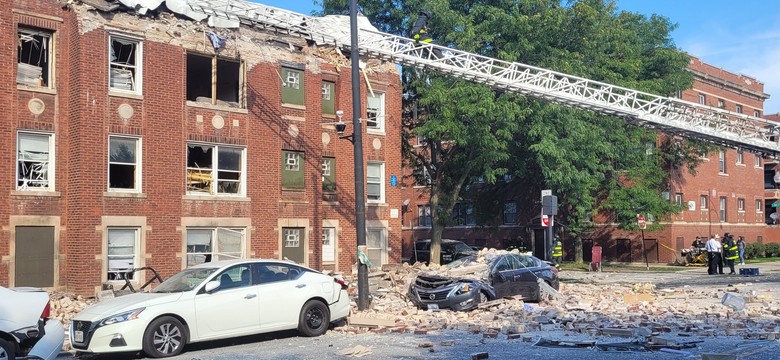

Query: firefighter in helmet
[552,235,563,269]
[410,10,433,44]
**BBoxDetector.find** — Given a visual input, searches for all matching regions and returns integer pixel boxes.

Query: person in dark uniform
[409,10,442,58]
[552,236,563,269]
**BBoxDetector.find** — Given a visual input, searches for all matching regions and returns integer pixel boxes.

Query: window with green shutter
[322,81,335,115]
[322,157,335,193]
[282,150,304,189]
[281,67,304,105]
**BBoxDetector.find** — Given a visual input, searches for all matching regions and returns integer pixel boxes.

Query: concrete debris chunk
[338,345,373,357]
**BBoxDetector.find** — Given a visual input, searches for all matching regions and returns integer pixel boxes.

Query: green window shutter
[281,68,304,105]
[322,81,335,115]
[282,151,305,189]
[322,157,336,193]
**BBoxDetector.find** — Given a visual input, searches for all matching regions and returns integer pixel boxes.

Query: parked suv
[411,239,476,264]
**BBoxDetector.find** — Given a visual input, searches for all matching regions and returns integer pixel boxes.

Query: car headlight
[454,283,472,295]
[98,308,145,327]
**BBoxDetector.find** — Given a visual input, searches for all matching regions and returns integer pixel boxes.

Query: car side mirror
[204,280,220,293]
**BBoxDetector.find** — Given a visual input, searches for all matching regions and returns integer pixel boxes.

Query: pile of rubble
[338,252,780,342]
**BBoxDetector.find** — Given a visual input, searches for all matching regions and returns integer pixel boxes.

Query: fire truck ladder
[184,0,780,157]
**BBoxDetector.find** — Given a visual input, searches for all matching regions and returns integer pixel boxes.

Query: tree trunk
[575,235,583,264]
[429,190,442,265]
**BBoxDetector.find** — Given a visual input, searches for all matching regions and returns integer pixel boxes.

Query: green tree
[322,0,705,264]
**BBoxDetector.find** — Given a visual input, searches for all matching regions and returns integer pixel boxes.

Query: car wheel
[0,338,16,360]
[298,300,330,337]
[142,316,187,358]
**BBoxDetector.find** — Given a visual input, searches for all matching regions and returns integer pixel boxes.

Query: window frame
[17,27,54,89]
[108,135,142,193]
[698,93,706,105]
[418,205,432,227]
[281,67,304,106]
[186,227,245,267]
[736,150,744,165]
[107,227,140,281]
[366,92,386,133]
[756,199,763,213]
[282,150,305,190]
[321,81,335,115]
[718,150,726,173]
[108,34,142,95]
[17,131,55,191]
[755,155,762,168]
[321,227,336,263]
[186,142,246,197]
[186,52,245,108]
[674,193,683,206]
[736,104,743,114]
[700,195,708,210]
[719,197,727,222]
[321,157,336,193]
[738,198,745,212]
[366,162,385,203]
[503,201,518,225]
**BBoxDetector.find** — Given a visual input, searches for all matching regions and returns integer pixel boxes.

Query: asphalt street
[57,261,780,360]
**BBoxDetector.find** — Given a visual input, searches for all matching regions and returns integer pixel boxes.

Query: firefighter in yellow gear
[552,236,563,269]
[411,10,432,44]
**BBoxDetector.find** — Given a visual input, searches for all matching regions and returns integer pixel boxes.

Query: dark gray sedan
[408,253,559,311]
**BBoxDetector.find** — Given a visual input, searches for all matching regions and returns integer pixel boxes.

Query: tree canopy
[321,0,703,263]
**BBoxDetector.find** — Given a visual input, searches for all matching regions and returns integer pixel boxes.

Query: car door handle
[295,284,306,288]
[244,293,257,299]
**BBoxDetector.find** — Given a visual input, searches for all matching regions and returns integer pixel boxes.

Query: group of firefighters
[697,233,746,275]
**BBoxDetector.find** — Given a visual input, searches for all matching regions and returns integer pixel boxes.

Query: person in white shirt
[705,234,723,275]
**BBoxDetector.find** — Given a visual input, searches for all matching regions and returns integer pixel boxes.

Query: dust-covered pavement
[61,261,780,360]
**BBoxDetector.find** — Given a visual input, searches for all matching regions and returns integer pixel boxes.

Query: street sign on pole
[541,189,552,197]
[637,214,647,230]
[541,214,549,227]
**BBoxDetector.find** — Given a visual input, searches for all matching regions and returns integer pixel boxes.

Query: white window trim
[16,131,55,191]
[108,135,142,193]
[366,224,388,266]
[106,227,140,282]
[322,226,336,263]
[17,28,54,89]
[756,199,763,213]
[700,195,708,210]
[108,33,143,95]
[754,155,762,168]
[366,92,386,134]
[738,198,745,212]
[367,162,385,203]
[186,143,247,197]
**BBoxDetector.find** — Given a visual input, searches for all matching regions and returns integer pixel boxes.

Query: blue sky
[259,0,780,114]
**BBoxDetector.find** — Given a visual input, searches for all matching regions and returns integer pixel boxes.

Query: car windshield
[451,242,474,253]
[151,268,219,293]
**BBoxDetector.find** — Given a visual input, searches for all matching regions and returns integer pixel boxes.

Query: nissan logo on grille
[429,294,436,300]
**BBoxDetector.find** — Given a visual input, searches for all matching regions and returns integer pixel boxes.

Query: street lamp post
[348,0,369,311]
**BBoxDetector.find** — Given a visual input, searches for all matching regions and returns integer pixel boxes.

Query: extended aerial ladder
[174,0,780,157]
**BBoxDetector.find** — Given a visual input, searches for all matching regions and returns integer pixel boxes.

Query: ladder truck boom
[182,0,780,157]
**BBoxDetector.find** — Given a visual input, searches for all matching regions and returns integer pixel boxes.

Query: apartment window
[418,205,432,227]
[322,81,335,115]
[738,198,745,212]
[415,165,432,186]
[17,28,52,88]
[186,228,244,266]
[736,150,744,165]
[322,227,336,263]
[717,99,724,108]
[109,35,141,93]
[718,150,726,173]
[674,193,683,206]
[719,197,727,222]
[366,92,385,131]
[367,162,385,202]
[282,151,304,189]
[281,67,304,105]
[107,228,139,280]
[283,228,301,248]
[366,227,387,266]
[755,155,761,167]
[700,195,708,210]
[736,104,743,114]
[17,132,55,191]
[452,203,476,226]
[754,110,761,117]
[186,53,243,107]
[186,143,245,196]
[756,199,763,213]
[321,157,336,193]
[108,136,141,192]
[698,93,706,105]
[503,201,518,224]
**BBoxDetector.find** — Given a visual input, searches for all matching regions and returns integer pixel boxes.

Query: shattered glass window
[17,132,53,190]
[187,143,244,196]
[107,228,138,281]
[17,28,51,88]
[366,92,385,130]
[109,35,140,93]
[109,136,139,191]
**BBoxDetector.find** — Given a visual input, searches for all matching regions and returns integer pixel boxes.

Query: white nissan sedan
[70,259,350,358]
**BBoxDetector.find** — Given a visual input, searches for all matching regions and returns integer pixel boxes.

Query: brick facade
[1,1,402,295]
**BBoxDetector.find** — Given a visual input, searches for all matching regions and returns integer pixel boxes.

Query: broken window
[282,150,304,189]
[108,136,140,192]
[186,53,243,108]
[186,227,245,266]
[322,157,335,193]
[109,35,141,93]
[281,67,304,105]
[322,81,335,115]
[17,27,52,88]
[366,92,385,131]
[17,132,54,191]
[186,143,244,196]
[107,228,138,281]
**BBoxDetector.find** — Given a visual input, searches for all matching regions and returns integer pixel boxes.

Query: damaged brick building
[0,0,403,295]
